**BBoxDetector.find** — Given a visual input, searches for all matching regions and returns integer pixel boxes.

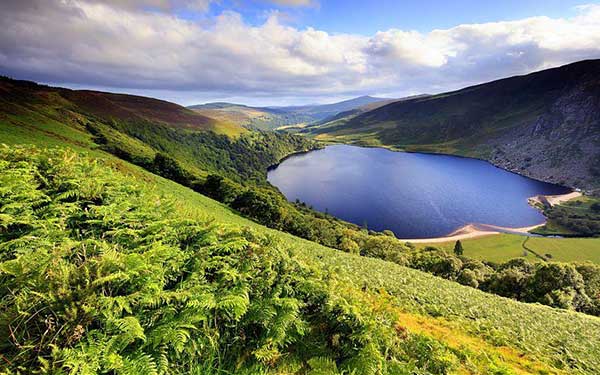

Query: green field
[416,233,600,264]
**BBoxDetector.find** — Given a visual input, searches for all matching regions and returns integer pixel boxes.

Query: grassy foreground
[2,145,599,374]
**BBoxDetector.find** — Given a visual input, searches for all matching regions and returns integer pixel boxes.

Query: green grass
[0,112,95,151]
[4,136,600,372]
[527,237,600,263]
[416,233,600,264]
[416,234,531,263]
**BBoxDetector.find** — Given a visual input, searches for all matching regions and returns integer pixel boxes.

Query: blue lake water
[267,145,571,239]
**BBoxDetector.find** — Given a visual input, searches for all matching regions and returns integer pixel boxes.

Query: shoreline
[399,191,582,244]
[270,142,583,244]
[266,145,323,172]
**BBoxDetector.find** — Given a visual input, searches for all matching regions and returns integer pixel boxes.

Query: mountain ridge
[188,95,394,130]
[306,59,600,193]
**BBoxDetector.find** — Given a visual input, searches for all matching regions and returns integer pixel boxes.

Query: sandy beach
[401,224,499,244]
[400,190,582,244]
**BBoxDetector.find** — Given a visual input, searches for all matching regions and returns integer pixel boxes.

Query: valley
[4,2,600,374]
[1,60,600,374]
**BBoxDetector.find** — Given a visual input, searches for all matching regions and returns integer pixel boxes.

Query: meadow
[416,234,600,264]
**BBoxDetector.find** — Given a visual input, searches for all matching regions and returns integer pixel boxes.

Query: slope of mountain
[0,76,313,181]
[189,95,393,130]
[307,60,600,193]
[3,135,600,375]
[0,77,245,135]
[189,102,314,130]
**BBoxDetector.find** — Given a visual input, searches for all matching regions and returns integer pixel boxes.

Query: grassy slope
[3,105,600,373]
[95,163,600,374]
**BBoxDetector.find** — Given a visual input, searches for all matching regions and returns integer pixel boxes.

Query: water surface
[267,145,570,239]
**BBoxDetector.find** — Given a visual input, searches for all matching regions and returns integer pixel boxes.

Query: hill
[3,76,600,373]
[3,145,600,374]
[0,77,239,134]
[189,96,393,130]
[307,60,600,193]
[0,76,314,181]
[189,102,315,131]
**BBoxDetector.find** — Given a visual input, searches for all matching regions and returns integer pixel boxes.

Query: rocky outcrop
[487,81,600,194]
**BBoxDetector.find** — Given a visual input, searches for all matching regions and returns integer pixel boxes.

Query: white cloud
[1,1,599,104]
[265,0,317,7]
[81,0,215,12]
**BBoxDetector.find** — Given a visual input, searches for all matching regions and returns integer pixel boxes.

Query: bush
[231,188,284,228]
[199,174,240,204]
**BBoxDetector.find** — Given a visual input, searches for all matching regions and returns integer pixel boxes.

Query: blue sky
[198,0,589,34]
[1,0,600,105]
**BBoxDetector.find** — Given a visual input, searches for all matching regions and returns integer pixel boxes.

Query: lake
[267,144,571,239]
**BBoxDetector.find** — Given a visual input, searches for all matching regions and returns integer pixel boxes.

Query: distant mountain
[188,96,394,130]
[307,60,600,193]
[270,95,390,120]
[306,95,429,130]
[189,102,313,131]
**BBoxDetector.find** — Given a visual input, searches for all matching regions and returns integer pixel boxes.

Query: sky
[1,0,600,106]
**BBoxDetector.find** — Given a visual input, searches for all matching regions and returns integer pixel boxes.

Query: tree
[231,188,283,228]
[453,240,464,256]
[152,152,191,185]
[200,174,239,204]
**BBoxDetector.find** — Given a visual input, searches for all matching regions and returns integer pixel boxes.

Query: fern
[0,146,462,374]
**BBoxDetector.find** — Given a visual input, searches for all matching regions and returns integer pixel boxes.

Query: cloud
[0,1,599,104]
[264,0,317,7]
[81,0,215,12]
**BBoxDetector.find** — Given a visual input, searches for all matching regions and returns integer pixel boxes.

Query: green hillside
[3,145,600,374]
[2,77,600,374]
[306,60,600,194]
[0,77,314,183]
